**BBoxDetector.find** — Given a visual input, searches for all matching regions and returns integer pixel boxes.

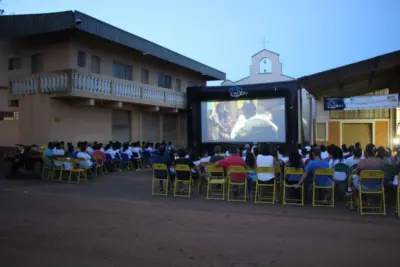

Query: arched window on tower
[259,58,272,73]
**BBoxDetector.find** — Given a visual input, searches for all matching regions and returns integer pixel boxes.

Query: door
[142,112,159,141]
[112,110,131,142]
[163,114,177,143]
[342,123,372,147]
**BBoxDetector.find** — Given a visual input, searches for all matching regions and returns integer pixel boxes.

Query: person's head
[364,144,375,157]
[168,141,172,146]
[253,147,259,156]
[244,144,250,150]
[178,148,187,158]
[158,144,166,155]
[68,145,74,154]
[311,147,322,159]
[353,147,362,159]
[155,142,160,150]
[376,146,386,159]
[297,144,302,150]
[80,146,86,152]
[320,145,326,152]
[245,150,256,167]
[189,151,200,161]
[201,150,208,157]
[331,146,343,160]
[301,148,308,157]
[216,102,225,113]
[327,145,335,156]
[105,144,111,150]
[355,142,361,149]
[213,145,222,155]
[259,143,272,156]
[241,101,257,119]
[289,150,302,168]
[229,146,239,155]
[60,141,65,149]
[47,142,54,150]
[54,142,61,149]
[348,145,355,154]
[123,142,129,151]
[341,144,348,153]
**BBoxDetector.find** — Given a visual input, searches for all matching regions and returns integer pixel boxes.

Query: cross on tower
[261,38,269,49]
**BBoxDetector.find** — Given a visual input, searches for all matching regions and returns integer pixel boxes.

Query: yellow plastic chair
[358,170,386,216]
[51,157,67,182]
[66,158,88,184]
[152,163,169,196]
[255,166,276,204]
[227,166,247,202]
[92,155,106,176]
[313,168,335,207]
[41,156,53,180]
[396,179,399,217]
[347,169,358,210]
[77,157,93,177]
[283,167,304,206]
[174,164,192,198]
[206,165,226,200]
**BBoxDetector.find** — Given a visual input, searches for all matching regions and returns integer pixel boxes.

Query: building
[221,49,294,85]
[299,50,400,148]
[0,11,225,147]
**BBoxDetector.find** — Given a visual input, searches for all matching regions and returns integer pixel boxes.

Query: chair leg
[301,184,304,206]
[283,183,286,205]
[332,185,335,207]
[312,183,315,207]
[382,189,386,216]
[359,190,363,215]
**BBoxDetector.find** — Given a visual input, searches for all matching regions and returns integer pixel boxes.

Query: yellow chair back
[314,168,334,176]
[228,166,246,174]
[360,170,384,179]
[256,166,275,173]
[175,164,191,172]
[284,167,304,175]
[152,163,168,171]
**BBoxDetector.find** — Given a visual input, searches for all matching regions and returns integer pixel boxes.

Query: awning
[298,50,400,98]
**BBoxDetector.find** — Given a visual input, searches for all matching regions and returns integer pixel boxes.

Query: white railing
[10,78,37,94]
[40,74,68,92]
[10,72,186,107]
[72,73,111,95]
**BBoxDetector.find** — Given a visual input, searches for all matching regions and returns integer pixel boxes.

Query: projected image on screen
[201,98,286,143]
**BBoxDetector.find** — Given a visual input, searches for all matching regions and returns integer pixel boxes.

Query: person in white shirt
[122,143,132,159]
[86,144,94,156]
[77,146,94,169]
[328,146,347,182]
[105,144,116,159]
[225,150,231,157]
[256,143,279,183]
[320,145,329,160]
[344,148,362,168]
[52,143,68,169]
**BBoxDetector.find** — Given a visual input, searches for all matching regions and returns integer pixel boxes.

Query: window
[8,100,19,107]
[158,72,172,88]
[77,51,86,67]
[0,111,19,121]
[8,57,22,70]
[175,78,181,91]
[316,122,327,140]
[259,58,272,73]
[141,68,149,84]
[91,55,101,74]
[112,61,133,80]
[31,54,44,74]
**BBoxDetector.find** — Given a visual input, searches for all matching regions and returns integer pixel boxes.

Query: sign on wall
[324,94,399,111]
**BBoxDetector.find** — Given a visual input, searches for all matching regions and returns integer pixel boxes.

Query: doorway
[341,123,372,147]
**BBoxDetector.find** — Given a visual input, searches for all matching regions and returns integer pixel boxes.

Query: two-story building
[0,11,225,147]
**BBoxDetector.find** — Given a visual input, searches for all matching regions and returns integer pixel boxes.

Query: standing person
[209,102,230,141]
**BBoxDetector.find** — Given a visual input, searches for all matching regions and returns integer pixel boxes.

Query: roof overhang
[298,50,400,98]
[0,11,226,81]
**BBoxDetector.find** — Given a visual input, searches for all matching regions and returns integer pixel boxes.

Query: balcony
[9,70,186,109]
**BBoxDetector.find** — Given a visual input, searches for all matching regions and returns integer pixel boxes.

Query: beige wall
[0,32,201,147]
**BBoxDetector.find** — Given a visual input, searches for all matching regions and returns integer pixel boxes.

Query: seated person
[52,142,67,169]
[295,147,331,200]
[209,145,225,163]
[328,146,347,182]
[93,144,106,163]
[122,142,132,159]
[189,150,201,167]
[153,145,174,192]
[245,150,257,198]
[344,147,361,169]
[256,143,280,184]
[86,143,95,156]
[215,146,246,180]
[43,142,54,158]
[353,144,384,191]
[174,149,199,179]
[77,146,95,170]
[105,144,116,159]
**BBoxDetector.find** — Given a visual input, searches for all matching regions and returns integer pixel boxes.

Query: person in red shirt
[215,146,246,181]
[93,144,106,163]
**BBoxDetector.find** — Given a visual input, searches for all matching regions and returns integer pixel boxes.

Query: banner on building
[324,94,399,111]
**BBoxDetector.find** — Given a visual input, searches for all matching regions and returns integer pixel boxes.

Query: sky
[3,0,400,84]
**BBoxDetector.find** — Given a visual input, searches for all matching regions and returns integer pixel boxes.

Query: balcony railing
[9,71,186,108]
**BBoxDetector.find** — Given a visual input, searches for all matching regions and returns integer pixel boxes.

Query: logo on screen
[229,86,248,98]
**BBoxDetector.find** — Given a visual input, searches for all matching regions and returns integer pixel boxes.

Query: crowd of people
[151,141,399,205]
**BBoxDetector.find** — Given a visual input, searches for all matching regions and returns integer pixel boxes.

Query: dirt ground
[0,170,399,267]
